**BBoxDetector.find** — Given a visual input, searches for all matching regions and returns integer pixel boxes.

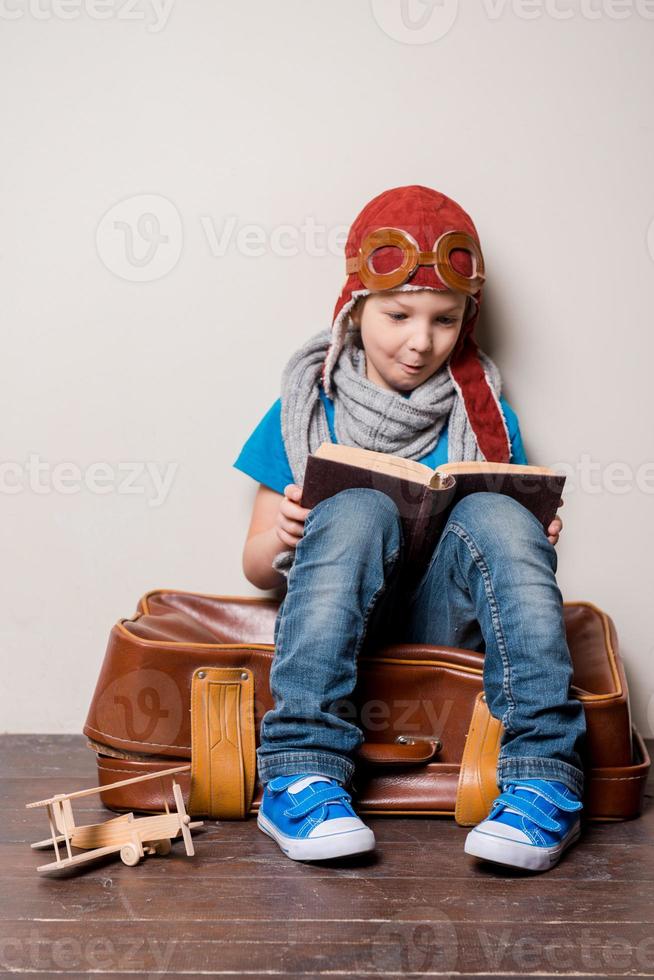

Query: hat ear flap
[463,295,478,322]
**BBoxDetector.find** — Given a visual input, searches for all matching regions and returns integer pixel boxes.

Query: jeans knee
[307,488,403,556]
[446,492,553,564]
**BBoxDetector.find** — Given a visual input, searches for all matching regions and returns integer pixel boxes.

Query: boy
[233,185,585,872]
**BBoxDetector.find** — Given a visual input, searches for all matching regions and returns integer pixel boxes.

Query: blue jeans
[256,488,587,798]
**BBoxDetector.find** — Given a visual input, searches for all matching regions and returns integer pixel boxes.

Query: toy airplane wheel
[153,839,172,856]
[120,843,141,867]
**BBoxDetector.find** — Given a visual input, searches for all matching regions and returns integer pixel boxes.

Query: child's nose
[408,328,433,352]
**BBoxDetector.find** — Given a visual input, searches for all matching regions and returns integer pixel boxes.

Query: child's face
[353,288,468,394]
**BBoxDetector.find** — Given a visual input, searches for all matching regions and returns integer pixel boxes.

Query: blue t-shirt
[233,385,528,495]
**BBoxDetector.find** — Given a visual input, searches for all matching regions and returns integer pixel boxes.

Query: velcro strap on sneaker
[284,786,350,819]
[267,774,326,794]
[492,792,561,832]
[513,780,583,812]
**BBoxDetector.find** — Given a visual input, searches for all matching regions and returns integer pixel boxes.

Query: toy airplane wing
[25,764,192,808]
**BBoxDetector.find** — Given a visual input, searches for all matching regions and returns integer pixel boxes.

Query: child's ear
[347,315,364,349]
[349,296,366,328]
[347,325,363,349]
[347,301,364,348]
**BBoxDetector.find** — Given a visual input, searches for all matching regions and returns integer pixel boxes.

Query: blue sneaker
[464,778,583,871]
[257,773,376,861]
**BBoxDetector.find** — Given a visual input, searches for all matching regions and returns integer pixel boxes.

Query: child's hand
[547,497,564,546]
[275,484,312,550]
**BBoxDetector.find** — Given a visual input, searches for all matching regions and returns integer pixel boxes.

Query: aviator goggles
[345,227,485,295]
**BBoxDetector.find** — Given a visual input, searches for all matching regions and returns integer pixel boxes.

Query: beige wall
[2,0,653,737]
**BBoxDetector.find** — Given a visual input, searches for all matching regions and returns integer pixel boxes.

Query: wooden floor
[1,735,653,979]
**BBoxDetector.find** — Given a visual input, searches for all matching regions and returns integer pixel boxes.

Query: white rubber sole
[257,810,376,861]
[464,820,581,871]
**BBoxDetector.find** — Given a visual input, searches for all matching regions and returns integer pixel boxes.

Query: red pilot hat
[321,184,511,463]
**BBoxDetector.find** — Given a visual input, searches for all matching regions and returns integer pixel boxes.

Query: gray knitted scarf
[271,325,503,580]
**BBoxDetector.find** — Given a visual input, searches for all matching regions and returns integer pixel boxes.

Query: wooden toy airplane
[26,764,203,873]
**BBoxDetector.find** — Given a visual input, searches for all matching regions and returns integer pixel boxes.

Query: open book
[300,443,566,581]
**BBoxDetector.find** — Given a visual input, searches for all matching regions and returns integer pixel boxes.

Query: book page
[313,442,432,485]
[435,460,556,477]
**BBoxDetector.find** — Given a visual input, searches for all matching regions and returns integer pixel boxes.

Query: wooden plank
[0,734,94,777]
[4,802,654,847]
[1,918,653,975]
[5,836,654,880]
[1,974,646,980]
[0,876,652,923]
[0,975,346,980]
[7,791,654,839]
[5,796,654,842]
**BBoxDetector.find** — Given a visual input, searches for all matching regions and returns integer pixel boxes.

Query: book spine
[405,483,460,584]
[406,487,439,574]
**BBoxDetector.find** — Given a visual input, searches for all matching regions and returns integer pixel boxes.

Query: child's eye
[385,312,458,324]
[384,312,459,325]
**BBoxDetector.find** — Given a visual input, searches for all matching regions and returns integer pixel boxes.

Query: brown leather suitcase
[83,589,650,825]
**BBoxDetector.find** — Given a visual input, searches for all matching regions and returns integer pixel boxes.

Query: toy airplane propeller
[26,764,203,873]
